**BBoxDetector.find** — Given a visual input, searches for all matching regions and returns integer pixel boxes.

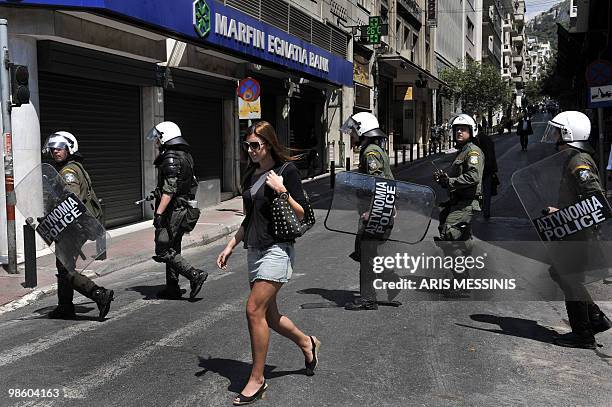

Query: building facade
[0,0,353,259]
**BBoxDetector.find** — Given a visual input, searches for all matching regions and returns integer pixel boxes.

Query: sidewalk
[0,148,451,313]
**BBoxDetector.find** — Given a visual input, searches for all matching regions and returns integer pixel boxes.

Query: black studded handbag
[270,163,316,240]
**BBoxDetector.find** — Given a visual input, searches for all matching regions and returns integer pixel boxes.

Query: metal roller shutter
[164,92,223,181]
[38,71,142,227]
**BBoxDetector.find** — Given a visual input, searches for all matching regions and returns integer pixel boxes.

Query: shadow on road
[196,356,305,393]
[127,284,200,302]
[456,314,559,344]
[34,303,102,321]
[296,287,359,307]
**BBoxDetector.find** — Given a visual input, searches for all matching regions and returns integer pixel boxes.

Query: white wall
[0,34,41,262]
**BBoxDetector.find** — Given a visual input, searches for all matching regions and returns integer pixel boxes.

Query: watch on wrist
[279,191,289,200]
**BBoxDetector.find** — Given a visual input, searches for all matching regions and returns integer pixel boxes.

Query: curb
[0,224,241,316]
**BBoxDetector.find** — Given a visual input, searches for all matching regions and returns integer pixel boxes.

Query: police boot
[188,268,208,299]
[591,311,612,335]
[554,331,596,349]
[157,267,185,300]
[48,304,76,319]
[344,299,378,311]
[91,286,114,321]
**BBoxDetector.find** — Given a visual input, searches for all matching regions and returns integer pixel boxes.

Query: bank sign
[0,0,353,86]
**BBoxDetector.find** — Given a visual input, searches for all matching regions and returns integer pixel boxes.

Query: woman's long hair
[241,121,296,190]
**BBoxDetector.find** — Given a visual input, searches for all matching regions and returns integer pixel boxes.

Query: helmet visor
[145,127,163,141]
[340,117,359,135]
[42,134,68,153]
[542,122,562,144]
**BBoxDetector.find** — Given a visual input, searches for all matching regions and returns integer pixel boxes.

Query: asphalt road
[1,114,611,407]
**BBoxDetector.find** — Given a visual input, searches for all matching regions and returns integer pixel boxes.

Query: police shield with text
[146,121,207,300]
[16,132,113,321]
[512,111,612,349]
[327,112,435,310]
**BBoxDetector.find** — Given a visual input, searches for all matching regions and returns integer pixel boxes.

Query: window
[404,27,411,53]
[411,33,418,63]
[466,17,474,44]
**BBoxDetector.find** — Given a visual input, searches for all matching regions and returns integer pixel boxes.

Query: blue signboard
[0,0,353,86]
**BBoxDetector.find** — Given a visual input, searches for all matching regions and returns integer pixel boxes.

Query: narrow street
[1,114,611,407]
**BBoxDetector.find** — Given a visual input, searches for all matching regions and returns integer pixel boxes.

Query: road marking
[60,300,242,400]
[0,299,151,368]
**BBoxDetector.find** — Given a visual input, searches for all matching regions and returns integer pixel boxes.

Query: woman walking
[217,121,320,405]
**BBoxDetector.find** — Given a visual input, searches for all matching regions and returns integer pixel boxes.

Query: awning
[377,55,447,89]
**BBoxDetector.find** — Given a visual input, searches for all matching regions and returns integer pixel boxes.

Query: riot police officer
[434,114,484,286]
[542,111,611,348]
[146,121,207,300]
[340,112,394,311]
[44,131,114,321]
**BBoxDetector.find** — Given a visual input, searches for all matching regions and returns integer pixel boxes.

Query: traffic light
[9,64,29,107]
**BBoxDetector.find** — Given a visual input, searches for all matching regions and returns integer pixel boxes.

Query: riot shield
[15,163,110,273]
[324,171,435,244]
[511,149,612,285]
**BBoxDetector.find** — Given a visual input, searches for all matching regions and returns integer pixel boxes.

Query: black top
[474,134,498,175]
[241,162,307,249]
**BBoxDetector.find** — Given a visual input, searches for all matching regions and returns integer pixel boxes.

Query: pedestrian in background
[217,121,320,405]
[475,128,499,219]
[516,112,533,151]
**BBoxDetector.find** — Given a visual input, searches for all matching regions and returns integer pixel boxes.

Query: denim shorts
[247,243,295,284]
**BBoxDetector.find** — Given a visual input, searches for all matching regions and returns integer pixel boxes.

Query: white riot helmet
[543,111,592,152]
[43,131,79,155]
[449,113,478,137]
[146,121,189,147]
[340,112,387,138]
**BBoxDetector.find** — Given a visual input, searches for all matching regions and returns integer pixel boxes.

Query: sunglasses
[242,141,266,151]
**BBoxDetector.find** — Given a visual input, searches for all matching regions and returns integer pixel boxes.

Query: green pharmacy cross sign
[367,16,381,44]
[355,17,388,45]
[193,0,211,38]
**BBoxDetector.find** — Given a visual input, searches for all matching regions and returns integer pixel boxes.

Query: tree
[439,59,511,117]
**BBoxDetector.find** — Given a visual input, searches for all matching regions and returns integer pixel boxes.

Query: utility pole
[0,20,17,273]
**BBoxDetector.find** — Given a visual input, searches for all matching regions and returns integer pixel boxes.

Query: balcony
[502,19,512,31]
[513,56,524,65]
[514,13,524,27]
[397,0,423,26]
[512,75,524,84]
[512,35,524,44]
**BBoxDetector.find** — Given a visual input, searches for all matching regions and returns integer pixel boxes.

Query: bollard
[410,143,414,162]
[96,198,107,261]
[345,157,350,171]
[394,148,398,167]
[330,160,335,189]
[402,146,406,163]
[23,223,37,288]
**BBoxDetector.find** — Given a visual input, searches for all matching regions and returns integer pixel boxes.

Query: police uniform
[348,142,394,309]
[359,143,394,179]
[153,146,207,298]
[551,150,610,344]
[434,140,483,294]
[51,158,112,320]
[438,141,484,243]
